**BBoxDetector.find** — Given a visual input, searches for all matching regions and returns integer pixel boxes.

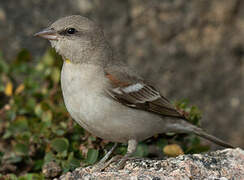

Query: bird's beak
[34,28,58,40]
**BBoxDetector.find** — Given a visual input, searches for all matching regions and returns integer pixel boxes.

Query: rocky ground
[55,148,244,180]
[0,0,243,147]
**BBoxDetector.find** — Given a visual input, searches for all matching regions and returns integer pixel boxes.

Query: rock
[42,161,62,178]
[55,148,244,180]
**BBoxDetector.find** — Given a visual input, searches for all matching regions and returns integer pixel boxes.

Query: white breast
[61,62,108,130]
[60,62,167,143]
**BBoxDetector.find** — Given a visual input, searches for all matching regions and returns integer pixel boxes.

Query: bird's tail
[167,120,234,148]
[192,127,234,148]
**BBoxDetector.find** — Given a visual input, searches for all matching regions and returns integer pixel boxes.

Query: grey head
[35,15,112,65]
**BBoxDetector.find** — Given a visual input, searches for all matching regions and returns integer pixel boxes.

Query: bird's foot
[91,155,123,172]
[109,139,138,171]
[109,156,136,171]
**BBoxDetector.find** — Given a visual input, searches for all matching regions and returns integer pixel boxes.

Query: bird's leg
[92,143,118,171]
[99,142,118,164]
[115,139,138,170]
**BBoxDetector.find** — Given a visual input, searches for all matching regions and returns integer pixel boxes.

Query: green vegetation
[0,49,209,179]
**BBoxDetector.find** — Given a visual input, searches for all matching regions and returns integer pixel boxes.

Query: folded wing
[105,66,184,119]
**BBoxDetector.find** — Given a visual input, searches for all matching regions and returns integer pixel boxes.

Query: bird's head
[35,15,111,65]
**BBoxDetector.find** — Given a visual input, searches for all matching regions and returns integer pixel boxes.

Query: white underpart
[61,63,169,143]
[122,83,144,93]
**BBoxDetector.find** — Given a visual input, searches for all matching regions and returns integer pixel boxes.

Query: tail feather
[193,127,234,148]
[167,120,234,148]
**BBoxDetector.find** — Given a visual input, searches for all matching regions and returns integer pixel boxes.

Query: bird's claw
[91,155,123,172]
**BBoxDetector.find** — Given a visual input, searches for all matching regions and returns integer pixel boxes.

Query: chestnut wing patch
[105,73,183,118]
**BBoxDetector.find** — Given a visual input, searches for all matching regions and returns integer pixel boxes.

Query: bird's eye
[66,28,77,34]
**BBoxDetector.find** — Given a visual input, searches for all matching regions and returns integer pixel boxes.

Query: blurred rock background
[0,0,243,147]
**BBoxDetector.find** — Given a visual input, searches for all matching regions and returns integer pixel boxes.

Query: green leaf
[6,153,22,164]
[54,129,65,136]
[86,149,99,165]
[44,152,56,163]
[186,144,210,154]
[42,50,55,66]
[67,152,80,170]
[134,143,148,157]
[14,143,29,156]
[51,67,60,83]
[7,116,29,136]
[3,130,12,139]
[116,145,127,155]
[18,173,44,180]
[41,110,52,127]
[33,159,44,171]
[15,49,31,63]
[35,61,45,72]
[26,98,36,111]
[50,138,69,153]
[88,136,96,142]
[6,174,18,180]
[34,104,43,118]
[156,138,168,149]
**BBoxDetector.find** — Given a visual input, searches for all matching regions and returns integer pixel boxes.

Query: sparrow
[34,15,233,170]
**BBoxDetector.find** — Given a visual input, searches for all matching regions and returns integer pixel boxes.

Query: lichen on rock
[55,148,244,180]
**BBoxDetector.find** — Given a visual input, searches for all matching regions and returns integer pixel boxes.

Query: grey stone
[55,148,244,180]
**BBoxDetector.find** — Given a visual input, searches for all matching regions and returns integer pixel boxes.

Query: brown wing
[105,71,184,119]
